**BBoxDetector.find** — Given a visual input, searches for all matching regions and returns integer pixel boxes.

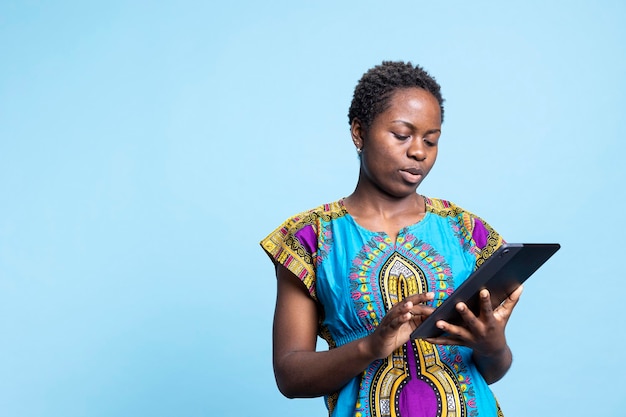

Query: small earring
[356,148,362,155]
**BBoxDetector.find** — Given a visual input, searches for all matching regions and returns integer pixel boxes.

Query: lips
[403,167,423,176]
[399,167,424,184]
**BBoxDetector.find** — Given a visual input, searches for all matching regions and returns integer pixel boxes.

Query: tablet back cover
[410,243,560,339]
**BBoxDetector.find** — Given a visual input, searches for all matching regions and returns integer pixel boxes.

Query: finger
[494,285,523,319]
[424,335,460,346]
[433,319,473,342]
[398,300,416,319]
[388,294,435,330]
[405,292,435,305]
[508,284,524,302]
[478,288,494,316]
[497,285,524,311]
[412,305,435,317]
[403,300,435,322]
[407,305,436,325]
[393,300,422,327]
[455,302,482,332]
[388,311,412,330]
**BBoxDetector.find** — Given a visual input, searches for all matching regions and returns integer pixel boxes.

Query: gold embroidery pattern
[368,253,466,417]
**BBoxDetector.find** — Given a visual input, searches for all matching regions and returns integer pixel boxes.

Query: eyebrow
[391,120,441,134]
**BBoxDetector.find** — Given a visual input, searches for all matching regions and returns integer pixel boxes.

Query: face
[352,87,442,198]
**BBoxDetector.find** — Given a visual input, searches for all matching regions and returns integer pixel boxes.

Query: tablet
[410,243,560,339]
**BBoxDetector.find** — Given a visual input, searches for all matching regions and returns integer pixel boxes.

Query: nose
[408,138,427,161]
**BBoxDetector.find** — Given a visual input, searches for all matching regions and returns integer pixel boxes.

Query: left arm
[425,285,523,384]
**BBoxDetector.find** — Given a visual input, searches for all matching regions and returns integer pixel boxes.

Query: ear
[350,118,365,150]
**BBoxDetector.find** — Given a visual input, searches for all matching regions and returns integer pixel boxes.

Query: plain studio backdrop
[1,1,624,416]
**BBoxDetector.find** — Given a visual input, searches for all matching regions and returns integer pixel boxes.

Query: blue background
[1,1,624,416]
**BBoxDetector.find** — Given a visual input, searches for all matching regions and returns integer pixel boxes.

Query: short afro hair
[348,61,444,128]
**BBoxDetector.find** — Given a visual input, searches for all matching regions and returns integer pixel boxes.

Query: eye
[424,134,440,147]
[393,132,410,140]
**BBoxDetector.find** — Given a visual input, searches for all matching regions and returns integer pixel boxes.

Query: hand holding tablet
[411,243,560,339]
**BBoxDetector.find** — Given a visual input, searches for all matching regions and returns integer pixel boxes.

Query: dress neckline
[338,196,431,242]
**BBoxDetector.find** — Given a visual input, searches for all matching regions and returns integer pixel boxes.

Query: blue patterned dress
[261,197,505,417]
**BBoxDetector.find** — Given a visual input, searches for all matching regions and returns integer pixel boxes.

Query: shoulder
[424,196,503,259]
[424,196,482,233]
[282,200,348,231]
[260,200,347,257]
[424,196,471,218]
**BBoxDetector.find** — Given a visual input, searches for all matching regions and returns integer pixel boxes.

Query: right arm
[272,264,434,398]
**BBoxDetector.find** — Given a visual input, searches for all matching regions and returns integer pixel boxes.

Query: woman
[260,61,522,417]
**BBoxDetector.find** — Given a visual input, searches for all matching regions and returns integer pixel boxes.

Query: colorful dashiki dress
[261,197,505,417]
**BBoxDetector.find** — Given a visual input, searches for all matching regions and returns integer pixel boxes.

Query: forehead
[379,87,442,125]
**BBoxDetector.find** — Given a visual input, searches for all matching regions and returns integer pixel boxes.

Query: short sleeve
[460,211,504,268]
[260,211,320,299]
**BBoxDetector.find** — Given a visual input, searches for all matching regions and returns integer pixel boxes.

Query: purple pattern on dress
[471,218,489,250]
[399,342,437,417]
[295,224,317,254]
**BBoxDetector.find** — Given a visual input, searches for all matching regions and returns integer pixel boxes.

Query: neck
[342,180,427,241]
[345,172,425,215]
[345,187,424,217]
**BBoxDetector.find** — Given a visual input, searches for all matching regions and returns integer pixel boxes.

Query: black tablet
[410,243,560,339]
